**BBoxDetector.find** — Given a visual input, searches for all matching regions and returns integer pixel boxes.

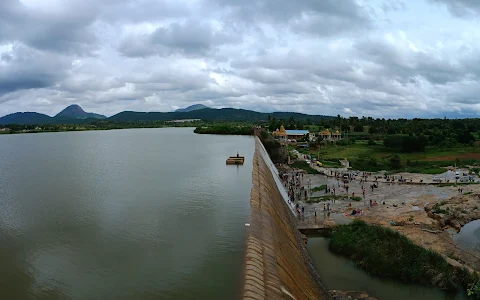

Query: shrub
[329,220,469,291]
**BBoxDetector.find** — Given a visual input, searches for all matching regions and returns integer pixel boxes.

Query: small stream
[307,237,468,300]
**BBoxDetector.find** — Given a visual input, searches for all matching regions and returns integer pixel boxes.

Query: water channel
[455,219,480,251]
[0,128,254,300]
[307,237,468,300]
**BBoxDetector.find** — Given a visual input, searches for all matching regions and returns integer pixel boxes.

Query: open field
[315,144,480,161]
[294,142,480,174]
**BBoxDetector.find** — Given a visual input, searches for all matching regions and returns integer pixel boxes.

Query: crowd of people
[280,171,309,217]
[279,167,391,222]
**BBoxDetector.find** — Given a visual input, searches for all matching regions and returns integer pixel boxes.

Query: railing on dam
[256,138,297,217]
[242,137,331,300]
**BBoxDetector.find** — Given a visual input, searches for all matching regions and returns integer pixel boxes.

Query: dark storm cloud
[210,0,370,23]
[209,0,372,35]
[431,0,480,17]
[118,21,242,58]
[0,0,97,55]
[354,38,466,85]
[0,45,69,95]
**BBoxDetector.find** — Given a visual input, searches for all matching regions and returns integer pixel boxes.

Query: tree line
[264,115,479,149]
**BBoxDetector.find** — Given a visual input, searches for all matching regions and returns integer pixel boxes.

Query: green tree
[354,124,364,132]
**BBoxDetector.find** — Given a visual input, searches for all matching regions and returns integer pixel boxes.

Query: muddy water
[0,128,254,300]
[455,219,480,250]
[307,237,468,300]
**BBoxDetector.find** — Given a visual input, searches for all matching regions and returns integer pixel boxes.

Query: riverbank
[308,236,469,300]
[193,124,253,135]
[0,124,200,135]
[276,158,480,297]
[330,220,476,291]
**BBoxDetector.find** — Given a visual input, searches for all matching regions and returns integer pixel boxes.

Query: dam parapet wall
[242,137,331,300]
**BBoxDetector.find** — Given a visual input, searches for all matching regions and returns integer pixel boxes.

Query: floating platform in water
[226,156,245,165]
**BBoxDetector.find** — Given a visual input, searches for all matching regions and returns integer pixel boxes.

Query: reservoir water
[0,128,254,300]
[307,237,468,300]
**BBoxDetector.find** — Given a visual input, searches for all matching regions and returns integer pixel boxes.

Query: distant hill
[55,104,106,119]
[0,106,333,125]
[0,105,106,125]
[175,104,210,112]
[0,112,53,125]
[109,108,333,122]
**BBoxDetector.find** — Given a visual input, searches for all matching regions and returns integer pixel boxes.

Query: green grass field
[298,142,480,174]
[311,184,327,192]
[290,161,318,174]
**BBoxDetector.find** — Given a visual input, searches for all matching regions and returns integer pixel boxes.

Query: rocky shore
[329,290,377,300]
[425,192,480,231]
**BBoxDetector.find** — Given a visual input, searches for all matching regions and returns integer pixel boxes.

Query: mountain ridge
[175,104,210,112]
[55,104,106,120]
[0,105,333,125]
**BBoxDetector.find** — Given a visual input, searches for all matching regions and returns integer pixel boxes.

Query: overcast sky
[1,0,480,118]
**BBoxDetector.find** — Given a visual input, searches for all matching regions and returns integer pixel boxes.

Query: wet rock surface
[425,193,480,232]
[329,290,377,300]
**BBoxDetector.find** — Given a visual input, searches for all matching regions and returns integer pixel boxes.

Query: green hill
[0,106,333,125]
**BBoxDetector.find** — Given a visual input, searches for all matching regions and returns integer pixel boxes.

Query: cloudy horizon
[1,0,480,118]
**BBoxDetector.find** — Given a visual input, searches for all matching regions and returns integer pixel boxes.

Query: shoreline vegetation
[193,124,253,135]
[329,220,480,298]
[0,121,198,135]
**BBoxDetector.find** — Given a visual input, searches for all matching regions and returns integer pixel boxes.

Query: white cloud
[1,0,480,118]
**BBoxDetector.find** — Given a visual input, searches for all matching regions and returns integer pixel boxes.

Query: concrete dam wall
[242,137,331,300]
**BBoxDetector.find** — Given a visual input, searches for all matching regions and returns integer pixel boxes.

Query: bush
[311,184,327,192]
[329,220,472,291]
[384,135,428,152]
[290,161,318,174]
[390,154,402,169]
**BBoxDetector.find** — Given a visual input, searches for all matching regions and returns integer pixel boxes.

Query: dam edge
[241,136,331,300]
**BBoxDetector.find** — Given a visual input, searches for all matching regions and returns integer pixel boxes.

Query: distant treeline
[266,115,479,148]
[0,120,200,134]
[194,124,253,135]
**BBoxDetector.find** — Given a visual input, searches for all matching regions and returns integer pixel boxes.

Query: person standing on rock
[301,206,305,216]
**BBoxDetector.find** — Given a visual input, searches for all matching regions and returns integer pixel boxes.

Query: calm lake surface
[307,237,468,300]
[0,128,253,300]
